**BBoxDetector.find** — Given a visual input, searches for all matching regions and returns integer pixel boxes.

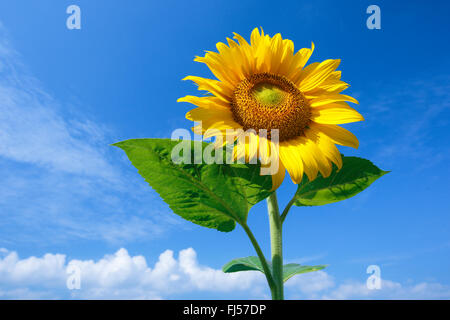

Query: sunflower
[178,28,364,190]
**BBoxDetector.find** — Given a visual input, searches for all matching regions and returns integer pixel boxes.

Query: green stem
[267,191,284,300]
[241,223,277,297]
[280,196,296,224]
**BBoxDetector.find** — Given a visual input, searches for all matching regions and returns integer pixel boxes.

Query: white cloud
[1,247,449,300]
[0,247,265,299]
[288,273,450,300]
[0,251,66,286]
[286,271,335,297]
[322,279,450,300]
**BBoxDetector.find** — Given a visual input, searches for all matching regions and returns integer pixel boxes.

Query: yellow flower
[178,28,364,190]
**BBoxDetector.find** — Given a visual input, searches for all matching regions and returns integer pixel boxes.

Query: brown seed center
[230,73,311,141]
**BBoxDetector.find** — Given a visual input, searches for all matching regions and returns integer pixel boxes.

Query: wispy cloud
[0,23,182,246]
[362,75,450,171]
[285,253,328,265]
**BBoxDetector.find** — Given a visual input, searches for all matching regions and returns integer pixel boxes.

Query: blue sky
[0,0,449,299]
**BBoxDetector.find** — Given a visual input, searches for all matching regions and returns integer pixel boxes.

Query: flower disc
[231,73,311,141]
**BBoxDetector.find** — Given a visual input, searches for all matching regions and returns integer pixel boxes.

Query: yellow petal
[303,70,348,98]
[295,135,332,179]
[279,141,304,184]
[259,138,285,190]
[276,38,295,76]
[188,106,242,138]
[295,137,319,181]
[194,54,239,90]
[298,59,341,92]
[215,42,247,82]
[233,32,250,48]
[325,70,341,82]
[287,42,315,82]
[269,159,285,191]
[233,32,254,75]
[317,81,349,93]
[182,76,232,102]
[185,106,234,121]
[177,95,230,110]
[304,84,350,99]
[292,61,318,85]
[310,123,359,149]
[268,33,284,74]
[310,94,359,107]
[304,127,342,172]
[250,27,263,47]
[307,141,332,178]
[256,134,270,163]
[254,33,272,73]
[233,130,259,163]
[311,103,364,124]
[192,123,242,139]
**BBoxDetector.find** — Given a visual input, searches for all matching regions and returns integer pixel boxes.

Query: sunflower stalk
[267,191,284,300]
[240,223,277,297]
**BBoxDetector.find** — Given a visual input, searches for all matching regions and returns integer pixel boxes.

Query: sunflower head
[178,28,364,190]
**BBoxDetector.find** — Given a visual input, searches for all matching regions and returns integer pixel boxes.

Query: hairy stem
[267,191,284,300]
[241,223,276,297]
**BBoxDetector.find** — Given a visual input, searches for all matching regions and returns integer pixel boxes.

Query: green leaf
[223,257,326,283]
[294,156,389,207]
[282,263,327,282]
[112,138,272,232]
[222,256,267,273]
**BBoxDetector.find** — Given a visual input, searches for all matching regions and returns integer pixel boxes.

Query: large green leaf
[282,263,327,282]
[222,256,267,273]
[294,156,388,207]
[113,138,272,232]
[223,257,326,283]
